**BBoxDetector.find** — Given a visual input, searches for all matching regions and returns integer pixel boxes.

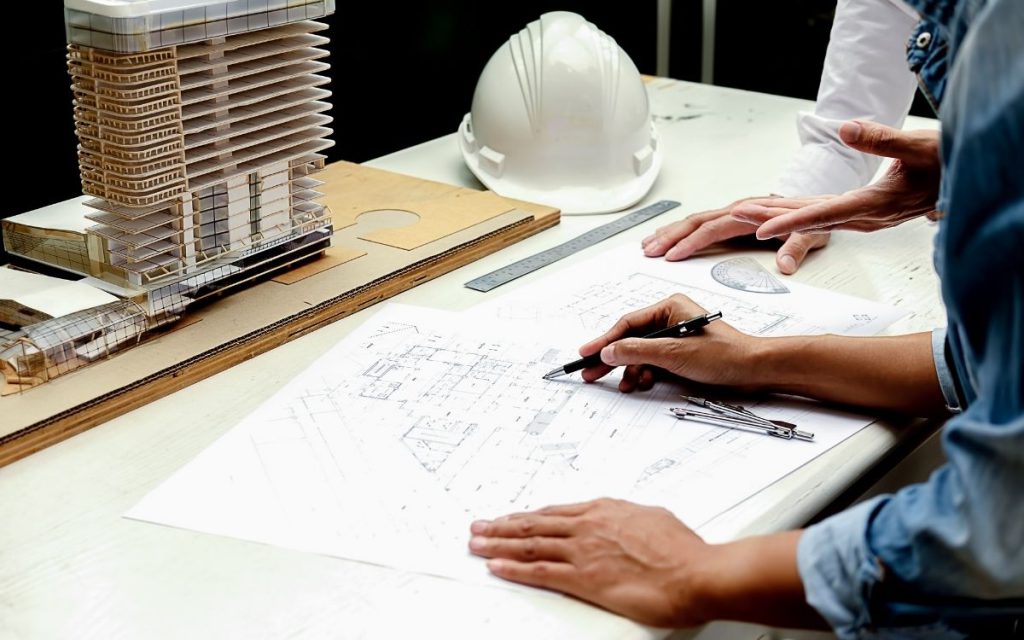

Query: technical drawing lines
[491,272,793,337]
[403,417,478,472]
[366,321,420,342]
[127,303,886,588]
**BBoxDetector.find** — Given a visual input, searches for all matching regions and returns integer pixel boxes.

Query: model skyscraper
[1,0,336,388]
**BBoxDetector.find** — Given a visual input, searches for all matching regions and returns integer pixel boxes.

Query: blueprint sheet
[129,249,906,586]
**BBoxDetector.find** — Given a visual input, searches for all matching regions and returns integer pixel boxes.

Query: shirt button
[916,32,932,48]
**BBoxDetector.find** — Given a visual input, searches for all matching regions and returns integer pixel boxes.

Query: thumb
[776,232,828,274]
[839,120,923,163]
[601,338,673,367]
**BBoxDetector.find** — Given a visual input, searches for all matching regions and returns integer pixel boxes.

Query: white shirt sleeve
[775,0,920,198]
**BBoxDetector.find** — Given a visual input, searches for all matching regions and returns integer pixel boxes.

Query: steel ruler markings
[464,200,681,292]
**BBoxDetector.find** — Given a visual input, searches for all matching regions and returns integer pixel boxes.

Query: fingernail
[487,559,505,572]
[779,255,797,273]
[840,121,862,143]
[470,520,490,534]
[600,345,617,365]
[756,227,777,240]
[641,235,654,246]
[469,536,487,551]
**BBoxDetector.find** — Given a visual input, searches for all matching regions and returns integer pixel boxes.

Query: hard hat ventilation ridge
[508,21,544,134]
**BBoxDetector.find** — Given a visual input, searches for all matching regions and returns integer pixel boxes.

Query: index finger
[578,300,674,358]
[735,195,833,211]
[754,201,859,239]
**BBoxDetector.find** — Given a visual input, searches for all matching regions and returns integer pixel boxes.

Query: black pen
[542,311,723,380]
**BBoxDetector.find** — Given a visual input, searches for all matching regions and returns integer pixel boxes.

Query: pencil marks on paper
[473,247,903,339]
[403,417,478,472]
[489,272,792,336]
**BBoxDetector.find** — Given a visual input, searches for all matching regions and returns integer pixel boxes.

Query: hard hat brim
[459,116,662,216]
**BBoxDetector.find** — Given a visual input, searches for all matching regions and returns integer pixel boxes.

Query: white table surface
[0,79,945,640]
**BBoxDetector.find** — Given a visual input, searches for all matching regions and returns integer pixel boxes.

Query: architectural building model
[0,0,336,390]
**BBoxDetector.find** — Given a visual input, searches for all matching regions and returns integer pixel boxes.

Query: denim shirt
[796,0,1024,637]
[906,19,948,114]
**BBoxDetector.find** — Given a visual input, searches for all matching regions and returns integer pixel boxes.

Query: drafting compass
[669,396,814,441]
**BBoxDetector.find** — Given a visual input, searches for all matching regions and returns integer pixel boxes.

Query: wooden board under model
[0,162,559,467]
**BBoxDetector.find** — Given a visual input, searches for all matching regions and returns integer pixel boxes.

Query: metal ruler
[464,200,681,292]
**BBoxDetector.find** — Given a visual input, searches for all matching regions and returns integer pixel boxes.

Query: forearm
[695,531,827,629]
[751,332,946,415]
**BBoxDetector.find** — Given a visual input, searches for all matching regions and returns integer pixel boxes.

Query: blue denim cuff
[798,498,888,639]
[931,328,962,413]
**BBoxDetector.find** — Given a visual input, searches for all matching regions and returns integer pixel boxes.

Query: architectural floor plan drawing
[129,278,902,586]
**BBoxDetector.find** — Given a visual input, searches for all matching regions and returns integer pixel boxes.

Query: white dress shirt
[775,0,921,197]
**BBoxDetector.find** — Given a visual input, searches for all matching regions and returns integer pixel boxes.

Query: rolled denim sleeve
[930,328,962,412]
[797,499,887,637]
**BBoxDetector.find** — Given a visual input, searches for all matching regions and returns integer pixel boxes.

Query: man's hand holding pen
[545,295,815,441]
[573,294,766,393]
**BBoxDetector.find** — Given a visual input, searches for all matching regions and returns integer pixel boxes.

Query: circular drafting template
[711,257,790,294]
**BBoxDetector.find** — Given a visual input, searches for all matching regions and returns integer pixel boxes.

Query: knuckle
[787,237,812,253]
[578,563,604,583]
[617,339,638,355]
[579,535,604,555]
[517,519,535,535]
[868,127,892,148]
[661,220,691,235]
[705,214,734,230]
[522,538,538,559]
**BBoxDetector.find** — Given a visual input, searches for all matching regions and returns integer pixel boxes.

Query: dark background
[0,1,932,264]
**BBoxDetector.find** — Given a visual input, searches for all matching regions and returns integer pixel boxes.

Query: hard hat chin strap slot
[479,147,506,178]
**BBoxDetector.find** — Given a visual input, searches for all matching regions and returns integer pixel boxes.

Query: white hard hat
[459,11,661,215]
